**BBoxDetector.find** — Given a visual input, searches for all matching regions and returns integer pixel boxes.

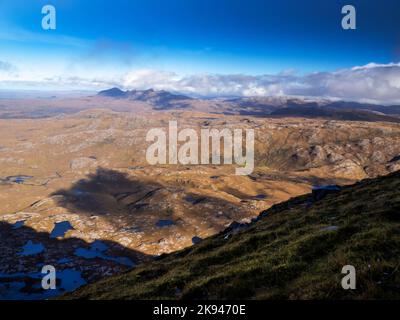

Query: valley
[1,91,400,298]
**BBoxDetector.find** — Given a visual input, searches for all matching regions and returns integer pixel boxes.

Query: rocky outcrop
[70,157,98,170]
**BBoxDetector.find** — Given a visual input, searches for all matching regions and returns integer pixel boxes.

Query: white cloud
[119,64,400,104]
[122,70,179,90]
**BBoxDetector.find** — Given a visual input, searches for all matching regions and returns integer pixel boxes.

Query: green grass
[62,171,400,300]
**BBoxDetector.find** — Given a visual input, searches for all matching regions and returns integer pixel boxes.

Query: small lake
[12,220,25,229]
[50,221,74,238]
[4,175,33,184]
[74,240,135,267]
[312,185,341,191]
[0,269,86,300]
[254,194,267,200]
[156,219,174,228]
[192,236,202,244]
[19,241,45,256]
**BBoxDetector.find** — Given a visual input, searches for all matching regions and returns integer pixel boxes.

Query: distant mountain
[97,87,127,98]
[225,96,400,117]
[217,97,400,123]
[327,100,400,115]
[270,106,400,123]
[63,170,400,300]
[97,88,192,109]
[97,88,400,122]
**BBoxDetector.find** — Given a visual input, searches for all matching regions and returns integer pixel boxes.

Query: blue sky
[0,0,400,102]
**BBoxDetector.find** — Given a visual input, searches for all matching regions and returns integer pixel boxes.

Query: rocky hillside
[1,108,400,299]
[63,171,400,300]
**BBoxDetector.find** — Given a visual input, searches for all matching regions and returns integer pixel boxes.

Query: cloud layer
[120,63,400,104]
[1,62,400,105]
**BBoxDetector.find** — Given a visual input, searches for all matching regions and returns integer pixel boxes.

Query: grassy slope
[64,172,400,300]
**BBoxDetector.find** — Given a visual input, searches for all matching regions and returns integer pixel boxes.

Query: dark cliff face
[63,171,400,300]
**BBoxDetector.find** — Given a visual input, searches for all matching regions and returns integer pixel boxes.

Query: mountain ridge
[270,106,400,123]
[97,88,400,122]
[97,87,193,110]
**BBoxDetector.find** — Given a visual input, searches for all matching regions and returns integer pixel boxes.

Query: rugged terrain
[1,90,400,298]
[64,171,400,300]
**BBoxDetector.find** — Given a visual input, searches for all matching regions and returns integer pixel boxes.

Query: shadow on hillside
[51,167,163,218]
[0,220,151,299]
[50,167,241,233]
[49,166,355,238]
